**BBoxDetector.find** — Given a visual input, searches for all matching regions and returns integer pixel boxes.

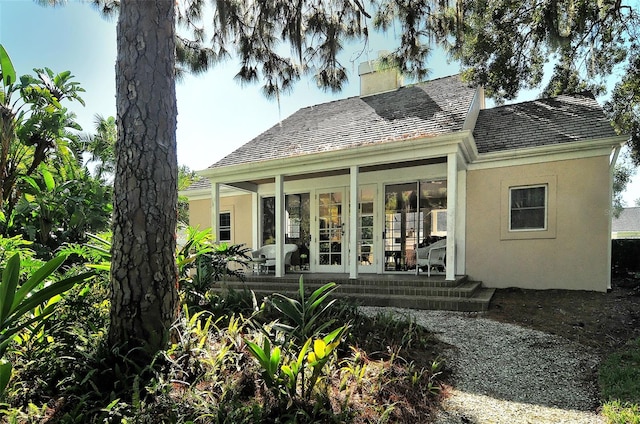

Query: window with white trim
[509,185,547,231]
[219,212,231,241]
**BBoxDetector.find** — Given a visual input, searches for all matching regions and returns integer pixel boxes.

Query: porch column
[211,182,220,241]
[252,192,259,250]
[446,153,457,281]
[275,174,285,277]
[349,166,359,279]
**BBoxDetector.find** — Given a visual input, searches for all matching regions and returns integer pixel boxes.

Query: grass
[600,337,640,424]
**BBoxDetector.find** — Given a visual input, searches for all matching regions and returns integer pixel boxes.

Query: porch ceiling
[225,157,448,187]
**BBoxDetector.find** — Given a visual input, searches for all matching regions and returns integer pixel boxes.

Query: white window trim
[501,175,557,240]
[508,184,548,232]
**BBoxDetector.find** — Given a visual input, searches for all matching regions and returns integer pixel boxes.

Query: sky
[1,0,639,205]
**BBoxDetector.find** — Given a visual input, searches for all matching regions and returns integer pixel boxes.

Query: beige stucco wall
[188,194,254,248]
[188,198,212,231]
[466,156,611,291]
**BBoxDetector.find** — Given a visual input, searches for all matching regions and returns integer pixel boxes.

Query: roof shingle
[209,74,476,169]
[612,207,640,232]
[473,93,617,154]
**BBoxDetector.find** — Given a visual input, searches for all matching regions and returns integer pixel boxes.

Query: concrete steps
[216,274,495,312]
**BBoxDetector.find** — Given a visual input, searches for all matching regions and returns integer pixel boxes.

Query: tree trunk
[109,0,178,357]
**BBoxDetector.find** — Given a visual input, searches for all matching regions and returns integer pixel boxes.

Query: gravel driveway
[359,307,604,424]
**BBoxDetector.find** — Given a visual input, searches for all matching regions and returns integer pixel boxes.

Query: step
[213,280,495,312]
[244,274,467,288]
[220,279,482,299]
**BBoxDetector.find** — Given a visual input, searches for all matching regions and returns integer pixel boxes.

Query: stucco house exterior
[184,62,626,292]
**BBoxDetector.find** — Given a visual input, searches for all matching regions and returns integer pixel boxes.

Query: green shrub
[0,252,94,395]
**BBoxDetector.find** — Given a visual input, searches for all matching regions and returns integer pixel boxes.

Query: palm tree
[80,114,116,182]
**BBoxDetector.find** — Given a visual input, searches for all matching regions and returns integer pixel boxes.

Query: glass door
[383,180,448,273]
[358,186,376,273]
[384,183,419,272]
[317,190,345,272]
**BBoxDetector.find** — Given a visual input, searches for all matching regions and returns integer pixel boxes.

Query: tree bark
[109,0,178,357]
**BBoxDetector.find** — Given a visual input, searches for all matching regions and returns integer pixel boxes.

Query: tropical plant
[0,44,85,222]
[0,44,113,257]
[0,252,94,394]
[270,276,339,346]
[177,227,252,307]
[79,114,116,183]
[209,242,252,282]
[9,171,112,254]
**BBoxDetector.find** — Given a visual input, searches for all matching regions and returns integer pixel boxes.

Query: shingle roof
[208,74,476,169]
[612,207,640,232]
[184,177,210,191]
[473,92,617,154]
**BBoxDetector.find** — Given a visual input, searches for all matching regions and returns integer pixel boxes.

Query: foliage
[0,235,44,278]
[79,114,117,182]
[612,239,640,274]
[0,252,94,395]
[209,242,252,282]
[613,151,638,214]
[0,45,112,257]
[0,44,85,220]
[59,232,113,272]
[270,276,339,345]
[0,274,446,422]
[9,171,112,254]
[177,165,200,225]
[177,227,252,308]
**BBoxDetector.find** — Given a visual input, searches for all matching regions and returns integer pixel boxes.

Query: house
[184,61,626,292]
[612,207,640,239]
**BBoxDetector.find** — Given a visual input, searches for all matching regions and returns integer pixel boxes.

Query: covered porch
[201,131,476,282]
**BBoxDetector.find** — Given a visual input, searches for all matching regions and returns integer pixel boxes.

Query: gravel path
[359,307,604,424]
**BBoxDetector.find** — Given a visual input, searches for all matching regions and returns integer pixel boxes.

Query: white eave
[197,130,476,184]
[467,135,627,170]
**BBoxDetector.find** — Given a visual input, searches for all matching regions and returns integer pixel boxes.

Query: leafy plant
[245,337,284,391]
[304,326,347,399]
[177,228,252,307]
[59,232,112,272]
[0,235,43,278]
[270,276,338,346]
[0,253,94,394]
[209,242,252,282]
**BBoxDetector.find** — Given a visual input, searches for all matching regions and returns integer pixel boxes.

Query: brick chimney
[358,52,403,97]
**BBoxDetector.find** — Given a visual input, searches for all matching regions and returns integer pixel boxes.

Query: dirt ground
[484,275,640,356]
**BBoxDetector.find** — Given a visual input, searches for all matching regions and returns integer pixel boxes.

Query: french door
[316,190,345,272]
[384,180,448,273]
[357,185,376,273]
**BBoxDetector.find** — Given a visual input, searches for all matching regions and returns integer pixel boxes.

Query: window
[219,212,231,241]
[509,185,547,231]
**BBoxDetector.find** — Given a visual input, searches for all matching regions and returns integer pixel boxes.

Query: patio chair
[416,238,447,277]
[251,244,298,273]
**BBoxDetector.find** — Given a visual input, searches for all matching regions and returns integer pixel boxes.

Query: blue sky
[1,0,638,205]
